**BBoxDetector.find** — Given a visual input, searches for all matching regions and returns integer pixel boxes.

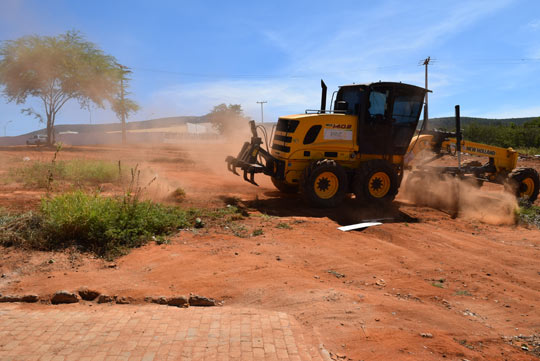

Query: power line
[431,58,540,65]
[131,63,420,80]
[129,57,539,81]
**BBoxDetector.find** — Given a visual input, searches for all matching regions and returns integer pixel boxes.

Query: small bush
[39,191,190,257]
[251,228,264,237]
[171,187,186,203]
[0,211,44,249]
[276,222,292,230]
[229,223,248,238]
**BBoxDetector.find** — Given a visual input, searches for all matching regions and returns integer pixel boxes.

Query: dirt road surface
[1,143,539,360]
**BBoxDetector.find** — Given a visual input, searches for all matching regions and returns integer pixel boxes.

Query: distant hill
[428,116,539,130]
[18,115,207,137]
[0,115,212,146]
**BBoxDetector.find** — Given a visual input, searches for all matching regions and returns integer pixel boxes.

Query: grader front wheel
[300,159,348,208]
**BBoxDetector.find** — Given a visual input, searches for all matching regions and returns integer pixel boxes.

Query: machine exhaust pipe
[320,79,327,114]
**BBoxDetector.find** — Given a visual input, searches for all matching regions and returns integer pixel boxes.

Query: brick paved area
[0,304,325,361]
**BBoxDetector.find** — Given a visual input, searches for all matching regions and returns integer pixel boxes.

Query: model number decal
[325,123,352,129]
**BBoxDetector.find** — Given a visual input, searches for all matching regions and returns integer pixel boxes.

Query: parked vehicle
[26,134,48,145]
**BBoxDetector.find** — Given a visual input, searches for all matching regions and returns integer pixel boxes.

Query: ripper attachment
[225,120,281,186]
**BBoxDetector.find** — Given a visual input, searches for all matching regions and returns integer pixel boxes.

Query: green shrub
[251,228,264,236]
[38,191,190,257]
[276,222,292,229]
[516,203,540,228]
[171,187,186,203]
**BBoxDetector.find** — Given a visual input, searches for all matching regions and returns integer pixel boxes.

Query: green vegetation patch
[1,191,190,258]
[0,191,248,258]
[516,202,540,228]
[8,159,124,188]
[276,222,292,230]
[436,118,540,155]
[40,191,189,256]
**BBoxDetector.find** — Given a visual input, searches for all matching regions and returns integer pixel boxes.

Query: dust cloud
[400,171,518,225]
[101,119,265,204]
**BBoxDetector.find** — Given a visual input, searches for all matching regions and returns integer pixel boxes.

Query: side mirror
[335,101,348,112]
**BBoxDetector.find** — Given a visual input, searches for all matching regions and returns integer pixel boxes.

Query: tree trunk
[46,113,56,145]
[121,117,126,144]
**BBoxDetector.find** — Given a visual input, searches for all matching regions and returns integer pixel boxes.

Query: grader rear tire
[353,159,399,205]
[507,167,539,203]
[300,159,348,208]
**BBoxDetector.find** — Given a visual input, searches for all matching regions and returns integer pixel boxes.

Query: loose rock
[420,333,433,338]
[51,291,79,304]
[21,294,39,303]
[116,296,132,304]
[168,296,189,308]
[0,295,22,302]
[151,296,169,305]
[78,287,101,301]
[97,295,115,304]
[189,294,217,307]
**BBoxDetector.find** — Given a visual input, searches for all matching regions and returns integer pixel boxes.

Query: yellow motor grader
[405,105,539,203]
[226,81,539,207]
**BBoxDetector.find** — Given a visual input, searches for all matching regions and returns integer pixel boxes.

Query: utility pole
[87,104,92,125]
[118,64,128,144]
[115,63,133,145]
[3,120,12,137]
[422,57,431,127]
[256,101,267,125]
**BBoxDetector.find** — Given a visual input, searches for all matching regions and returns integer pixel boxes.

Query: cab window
[392,95,424,124]
[368,91,387,117]
[335,87,364,115]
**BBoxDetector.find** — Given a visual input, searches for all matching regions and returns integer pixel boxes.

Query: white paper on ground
[338,222,382,232]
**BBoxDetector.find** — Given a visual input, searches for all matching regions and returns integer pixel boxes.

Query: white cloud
[527,19,540,30]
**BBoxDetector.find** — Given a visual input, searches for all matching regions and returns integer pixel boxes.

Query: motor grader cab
[226,80,427,207]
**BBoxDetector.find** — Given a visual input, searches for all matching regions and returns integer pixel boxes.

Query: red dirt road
[1,144,539,360]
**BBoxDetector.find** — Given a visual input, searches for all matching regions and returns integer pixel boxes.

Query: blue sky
[1,0,540,136]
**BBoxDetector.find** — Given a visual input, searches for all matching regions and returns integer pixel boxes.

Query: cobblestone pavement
[0,303,326,361]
